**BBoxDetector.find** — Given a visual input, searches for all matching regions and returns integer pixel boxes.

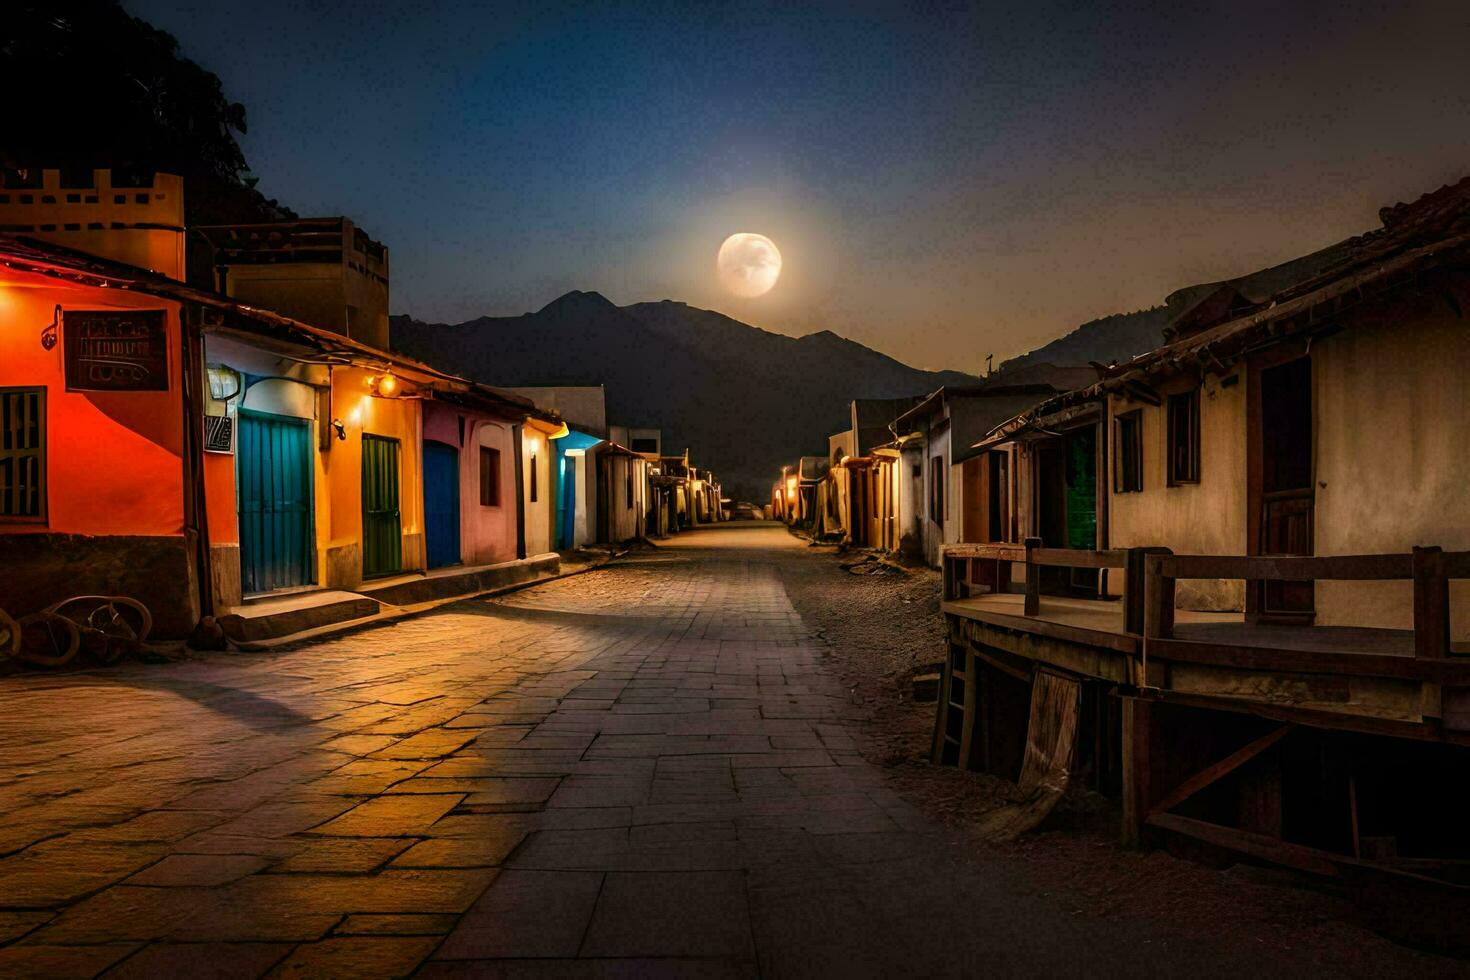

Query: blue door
[237,411,314,594]
[423,440,461,568]
[557,453,576,549]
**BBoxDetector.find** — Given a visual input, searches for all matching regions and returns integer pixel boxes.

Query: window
[1,388,46,520]
[479,447,501,506]
[1114,411,1142,493]
[1167,389,1200,485]
[631,437,657,453]
[930,455,945,524]
[529,453,538,502]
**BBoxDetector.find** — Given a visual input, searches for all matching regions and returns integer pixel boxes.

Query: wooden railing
[1142,547,1470,698]
[942,538,1171,634]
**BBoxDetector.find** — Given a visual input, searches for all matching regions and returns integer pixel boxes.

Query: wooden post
[1121,696,1153,848]
[1143,554,1175,641]
[1412,545,1448,721]
[1124,546,1173,635]
[1024,536,1042,616]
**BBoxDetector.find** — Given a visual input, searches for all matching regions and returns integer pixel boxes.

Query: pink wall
[422,401,517,566]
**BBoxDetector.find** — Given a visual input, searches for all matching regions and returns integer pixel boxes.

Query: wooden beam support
[1143,554,1175,640]
[1024,536,1042,617]
[1413,545,1448,723]
[1121,696,1153,848]
[1145,813,1342,878]
[1148,723,1293,818]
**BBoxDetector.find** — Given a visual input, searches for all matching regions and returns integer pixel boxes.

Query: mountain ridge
[390,296,979,501]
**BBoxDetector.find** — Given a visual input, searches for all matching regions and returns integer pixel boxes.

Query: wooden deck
[944,593,1239,647]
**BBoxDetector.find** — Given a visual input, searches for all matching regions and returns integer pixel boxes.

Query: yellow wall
[1314,288,1470,638]
[328,366,425,584]
[521,426,553,556]
[1107,372,1248,609]
[0,171,186,281]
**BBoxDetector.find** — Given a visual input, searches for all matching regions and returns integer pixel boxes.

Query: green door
[237,411,314,594]
[362,434,402,578]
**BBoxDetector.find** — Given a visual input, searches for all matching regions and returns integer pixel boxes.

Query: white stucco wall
[1313,290,1470,638]
[1107,373,1248,609]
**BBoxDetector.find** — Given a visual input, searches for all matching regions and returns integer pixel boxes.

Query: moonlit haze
[717,233,782,298]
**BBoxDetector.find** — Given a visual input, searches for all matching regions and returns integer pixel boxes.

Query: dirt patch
[777,541,1465,973]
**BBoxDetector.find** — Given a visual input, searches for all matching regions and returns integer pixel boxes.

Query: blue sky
[128,0,1470,371]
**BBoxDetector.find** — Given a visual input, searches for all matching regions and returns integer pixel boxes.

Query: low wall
[0,533,199,638]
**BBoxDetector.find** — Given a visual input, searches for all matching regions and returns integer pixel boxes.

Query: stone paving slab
[0,524,1374,977]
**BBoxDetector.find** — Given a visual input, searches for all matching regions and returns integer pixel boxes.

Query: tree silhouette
[1,0,294,225]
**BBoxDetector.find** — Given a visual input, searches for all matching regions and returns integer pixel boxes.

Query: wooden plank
[941,542,1027,562]
[1121,697,1152,848]
[1144,688,1470,746]
[1157,553,1412,582]
[1148,724,1293,817]
[1031,548,1128,569]
[1145,637,1470,683]
[974,645,1034,683]
[1443,551,1470,578]
[940,602,1138,654]
[1146,813,1342,877]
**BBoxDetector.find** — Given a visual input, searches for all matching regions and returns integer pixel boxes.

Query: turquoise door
[237,411,314,594]
[557,453,576,549]
[423,440,461,568]
[362,434,402,578]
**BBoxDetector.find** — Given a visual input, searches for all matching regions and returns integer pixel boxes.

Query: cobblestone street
[0,524,1438,977]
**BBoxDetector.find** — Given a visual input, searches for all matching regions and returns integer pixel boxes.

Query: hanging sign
[64,310,169,392]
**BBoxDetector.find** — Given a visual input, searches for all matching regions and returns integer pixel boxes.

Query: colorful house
[0,172,565,642]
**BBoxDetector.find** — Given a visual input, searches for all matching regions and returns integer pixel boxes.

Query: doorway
[423,439,460,569]
[1251,355,1314,618]
[362,434,402,578]
[237,411,315,594]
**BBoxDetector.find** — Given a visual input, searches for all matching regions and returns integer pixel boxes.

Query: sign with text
[64,310,169,392]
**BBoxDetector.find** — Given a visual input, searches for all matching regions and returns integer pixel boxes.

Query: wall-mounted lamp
[206,365,242,401]
[331,418,347,441]
[40,304,59,351]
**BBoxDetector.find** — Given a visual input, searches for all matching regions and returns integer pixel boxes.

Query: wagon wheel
[47,596,152,665]
[15,612,82,668]
[0,607,19,662]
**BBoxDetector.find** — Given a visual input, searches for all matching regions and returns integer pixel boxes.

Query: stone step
[356,554,560,607]
[218,590,382,643]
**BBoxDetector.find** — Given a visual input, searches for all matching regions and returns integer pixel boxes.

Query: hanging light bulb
[371,369,399,397]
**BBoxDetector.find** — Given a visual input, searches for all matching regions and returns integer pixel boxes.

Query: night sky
[126,0,1468,372]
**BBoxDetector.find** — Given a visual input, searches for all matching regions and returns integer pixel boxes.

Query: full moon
[716,233,782,297]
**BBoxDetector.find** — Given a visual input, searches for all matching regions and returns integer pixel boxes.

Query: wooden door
[1250,354,1314,618]
[962,457,986,542]
[422,440,460,569]
[237,411,314,594]
[362,434,402,578]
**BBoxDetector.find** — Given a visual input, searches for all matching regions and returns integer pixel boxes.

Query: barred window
[1,388,46,520]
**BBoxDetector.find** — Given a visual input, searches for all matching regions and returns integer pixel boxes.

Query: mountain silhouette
[390,294,978,501]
